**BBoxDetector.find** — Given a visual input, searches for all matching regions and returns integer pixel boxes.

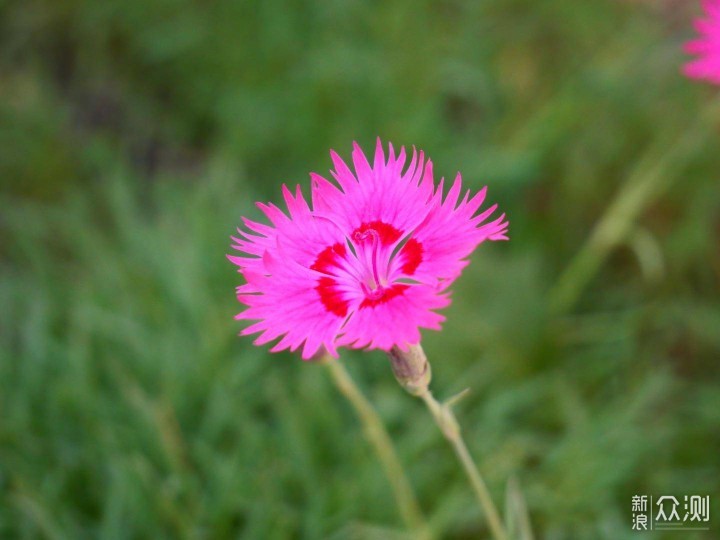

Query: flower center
[311,220,423,315]
[353,228,383,292]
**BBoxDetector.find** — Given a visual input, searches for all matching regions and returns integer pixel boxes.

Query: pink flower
[228,140,508,359]
[683,0,720,84]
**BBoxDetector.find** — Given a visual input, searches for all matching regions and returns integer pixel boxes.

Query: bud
[387,344,431,396]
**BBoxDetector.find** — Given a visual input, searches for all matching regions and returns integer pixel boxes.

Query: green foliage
[1,0,719,538]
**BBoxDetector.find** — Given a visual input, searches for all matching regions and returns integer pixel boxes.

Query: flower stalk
[320,353,432,540]
[388,344,508,540]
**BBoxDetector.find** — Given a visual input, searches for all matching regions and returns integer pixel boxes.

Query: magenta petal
[683,0,720,85]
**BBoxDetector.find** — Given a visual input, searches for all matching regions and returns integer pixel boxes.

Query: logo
[632,495,710,532]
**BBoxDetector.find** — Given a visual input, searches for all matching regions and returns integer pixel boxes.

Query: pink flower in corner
[228,140,508,359]
[683,0,720,84]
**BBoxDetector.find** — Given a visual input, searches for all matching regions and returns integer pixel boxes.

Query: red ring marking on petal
[353,221,402,245]
[316,277,349,317]
[399,238,423,275]
[311,243,347,273]
[359,284,408,309]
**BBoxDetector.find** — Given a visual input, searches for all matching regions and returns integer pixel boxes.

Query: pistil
[354,228,383,292]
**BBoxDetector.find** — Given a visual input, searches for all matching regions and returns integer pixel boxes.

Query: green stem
[418,388,508,540]
[322,355,433,540]
[549,118,710,315]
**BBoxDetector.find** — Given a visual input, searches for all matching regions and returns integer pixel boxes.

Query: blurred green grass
[1,0,719,538]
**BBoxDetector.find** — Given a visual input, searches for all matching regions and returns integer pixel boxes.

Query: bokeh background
[1,1,719,538]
